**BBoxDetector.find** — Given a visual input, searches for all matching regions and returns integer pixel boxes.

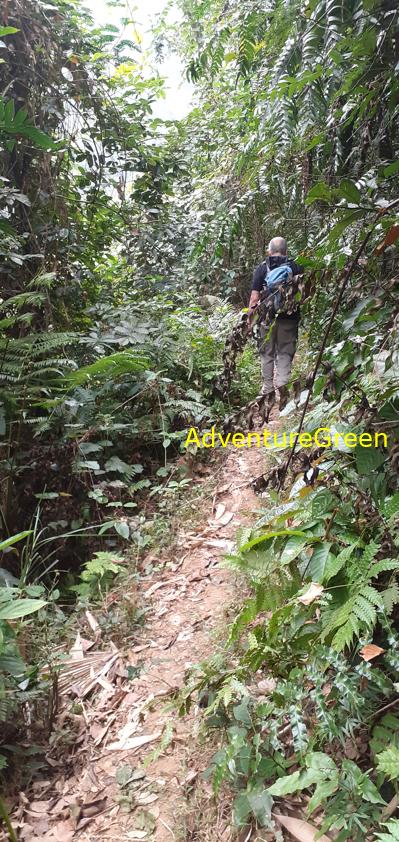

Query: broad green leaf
[241,530,309,552]
[268,770,303,796]
[306,752,338,775]
[374,819,399,841]
[4,99,15,128]
[307,777,338,814]
[0,27,19,36]
[233,793,251,826]
[280,536,309,565]
[246,790,273,825]
[0,598,47,620]
[18,125,57,150]
[308,543,332,583]
[311,489,336,517]
[384,160,399,178]
[355,445,385,475]
[114,521,130,540]
[327,208,366,244]
[305,182,332,205]
[0,654,25,675]
[105,456,132,474]
[337,179,361,204]
[14,107,28,128]
[359,775,386,804]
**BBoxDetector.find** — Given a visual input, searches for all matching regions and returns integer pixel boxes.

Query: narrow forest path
[21,420,278,842]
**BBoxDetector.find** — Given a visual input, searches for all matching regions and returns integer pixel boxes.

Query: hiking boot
[278,385,289,412]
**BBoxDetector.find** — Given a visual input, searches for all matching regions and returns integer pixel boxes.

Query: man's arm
[247,263,265,329]
[248,290,260,329]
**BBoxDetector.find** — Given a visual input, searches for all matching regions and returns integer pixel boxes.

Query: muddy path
[13,430,276,842]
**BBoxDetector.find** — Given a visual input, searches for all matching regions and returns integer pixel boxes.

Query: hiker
[248,236,303,414]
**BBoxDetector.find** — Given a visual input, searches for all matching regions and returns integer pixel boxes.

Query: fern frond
[324,541,358,582]
[376,746,399,782]
[229,597,258,643]
[381,585,399,615]
[370,560,399,578]
[331,615,358,652]
[361,584,384,609]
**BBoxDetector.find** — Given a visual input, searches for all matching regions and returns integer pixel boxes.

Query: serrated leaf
[384,493,399,518]
[376,746,399,781]
[324,542,358,582]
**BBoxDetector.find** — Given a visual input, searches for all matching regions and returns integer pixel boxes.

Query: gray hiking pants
[258,318,298,394]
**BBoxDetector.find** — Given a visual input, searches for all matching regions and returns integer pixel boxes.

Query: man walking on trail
[248,236,302,414]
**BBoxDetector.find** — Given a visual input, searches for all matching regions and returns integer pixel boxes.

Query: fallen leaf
[126,832,148,840]
[85,609,100,633]
[344,738,360,760]
[114,718,140,743]
[182,769,198,789]
[136,793,159,806]
[218,510,234,526]
[256,678,277,695]
[107,731,161,752]
[274,814,331,841]
[69,633,84,661]
[80,796,107,818]
[20,826,35,841]
[359,643,385,662]
[204,538,235,552]
[298,583,324,605]
[116,766,146,787]
[374,224,399,255]
[134,808,157,834]
[29,800,52,813]
[214,503,226,520]
[42,822,75,842]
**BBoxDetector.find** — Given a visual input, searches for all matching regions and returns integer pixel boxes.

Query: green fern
[371,714,399,757]
[322,583,384,651]
[381,585,399,615]
[376,746,399,782]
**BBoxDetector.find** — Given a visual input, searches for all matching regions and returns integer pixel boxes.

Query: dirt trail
[17,434,275,842]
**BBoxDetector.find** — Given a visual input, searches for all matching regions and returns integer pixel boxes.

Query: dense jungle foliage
[0,0,399,838]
